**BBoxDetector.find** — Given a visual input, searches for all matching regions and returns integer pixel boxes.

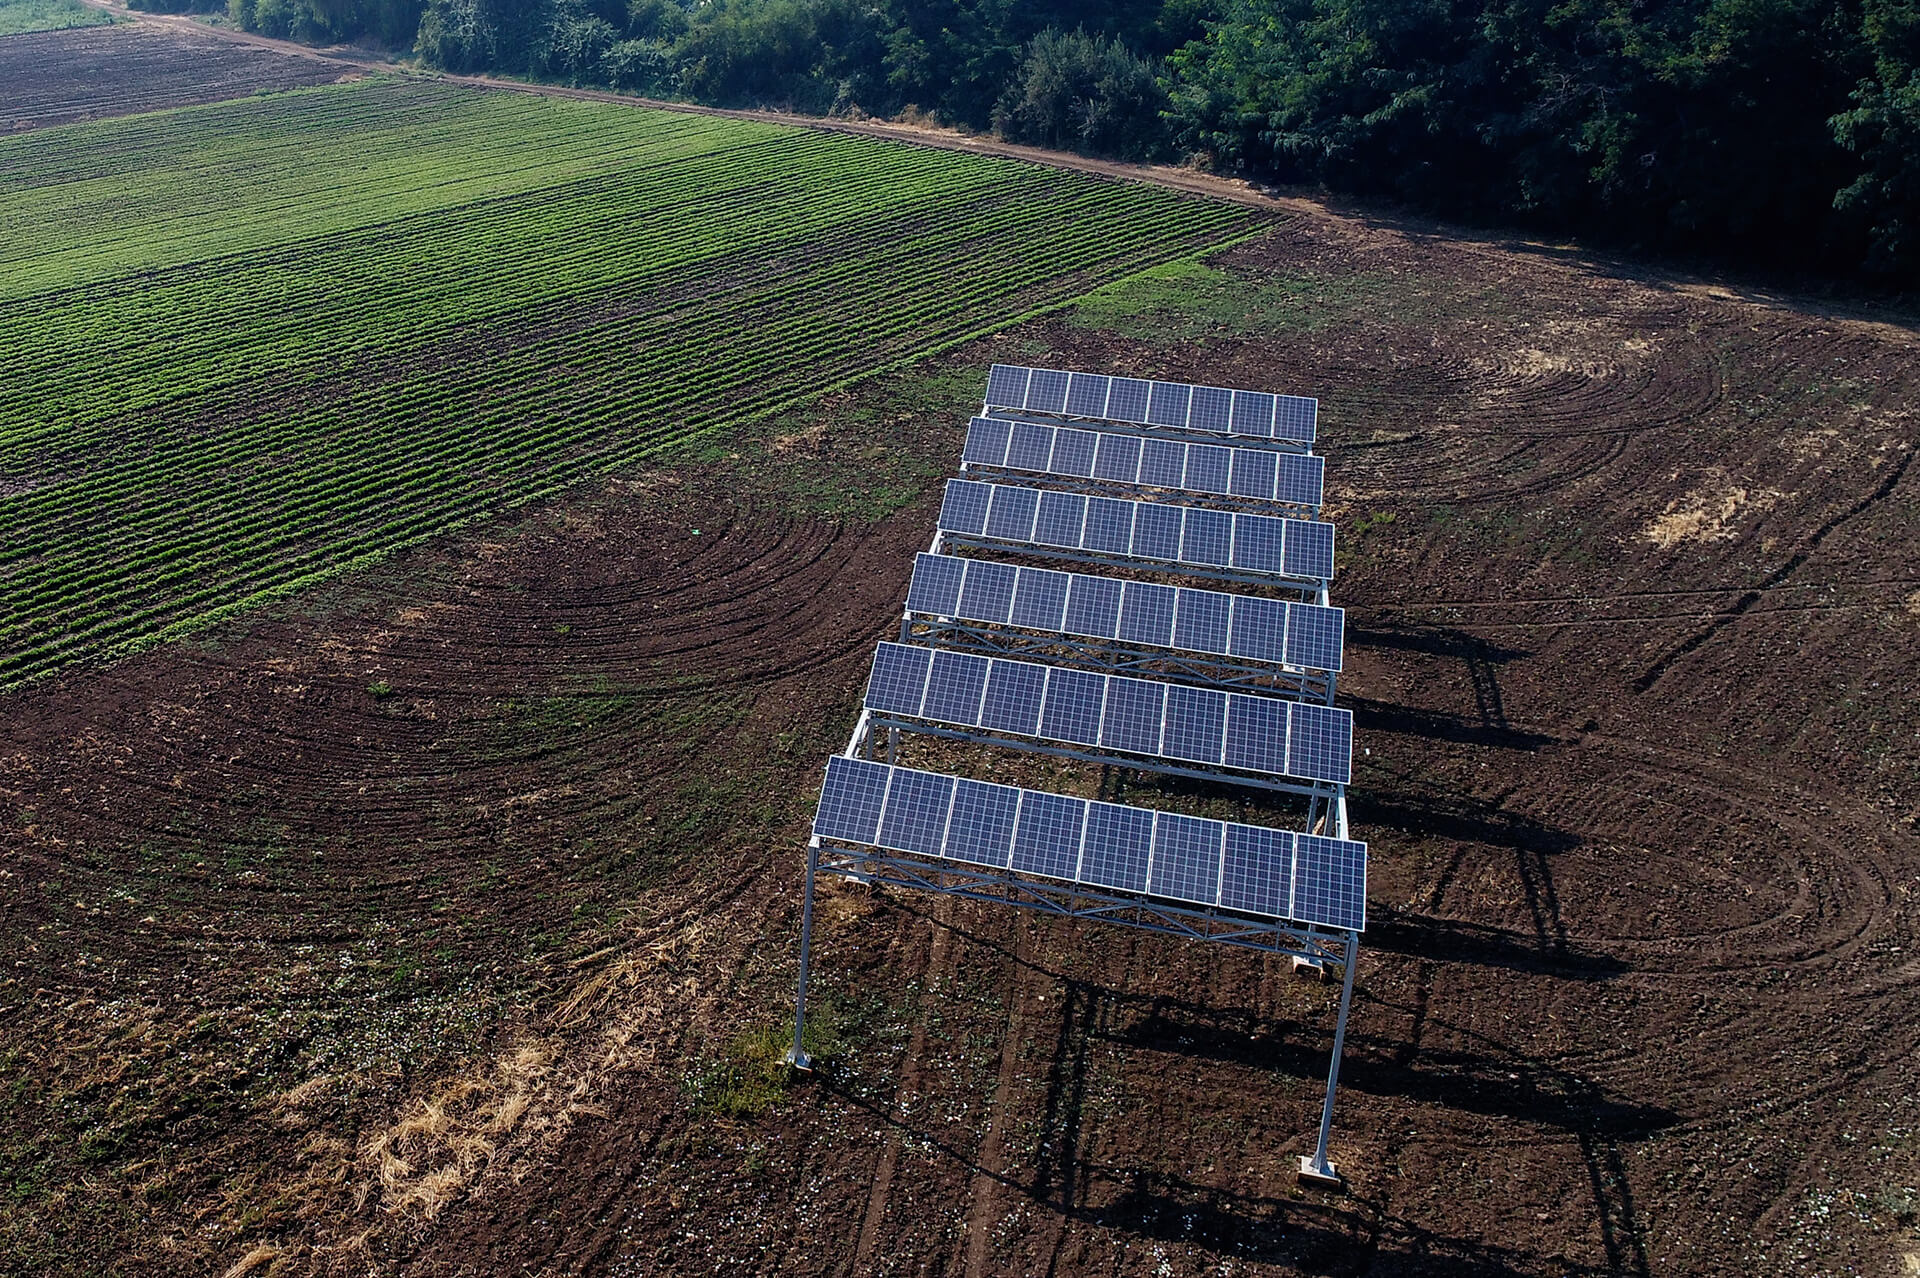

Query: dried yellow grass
[221,1243,279,1278]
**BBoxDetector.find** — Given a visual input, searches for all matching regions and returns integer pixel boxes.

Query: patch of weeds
[1069,258,1393,341]
[367,680,394,700]
[687,1026,791,1119]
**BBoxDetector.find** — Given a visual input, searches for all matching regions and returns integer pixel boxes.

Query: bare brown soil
[3,104,1920,1278]
[0,20,355,132]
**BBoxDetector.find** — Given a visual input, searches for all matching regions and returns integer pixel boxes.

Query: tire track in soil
[849,906,955,1276]
[1631,448,1915,693]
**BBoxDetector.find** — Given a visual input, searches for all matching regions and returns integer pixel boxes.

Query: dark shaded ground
[0,21,353,132]
[3,210,1919,1276]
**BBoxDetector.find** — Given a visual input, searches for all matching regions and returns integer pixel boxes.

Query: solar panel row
[815,755,1366,930]
[939,479,1336,584]
[905,553,1345,674]
[864,641,1353,786]
[962,417,1325,510]
[984,364,1318,447]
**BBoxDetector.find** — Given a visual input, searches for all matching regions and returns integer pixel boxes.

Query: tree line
[148,0,1919,284]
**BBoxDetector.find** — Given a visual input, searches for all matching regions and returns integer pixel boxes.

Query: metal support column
[787,839,821,1070]
[1299,931,1359,1187]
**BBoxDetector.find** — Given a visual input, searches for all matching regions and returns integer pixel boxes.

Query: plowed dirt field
[1,38,1917,1278]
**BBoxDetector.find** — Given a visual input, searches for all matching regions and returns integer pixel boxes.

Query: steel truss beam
[898,616,1337,705]
[978,407,1316,459]
[936,532,1329,600]
[957,461,1322,519]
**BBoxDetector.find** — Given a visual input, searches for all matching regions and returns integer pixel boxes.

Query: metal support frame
[899,615,1336,704]
[978,406,1316,459]
[938,532,1329,599]
[790,410,1360,1185]
[956,460,1322,519]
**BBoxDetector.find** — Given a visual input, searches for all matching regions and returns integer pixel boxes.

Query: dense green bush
[221,0,1919,283]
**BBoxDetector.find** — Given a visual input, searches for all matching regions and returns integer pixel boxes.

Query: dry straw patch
[360,1043,554,1220]
[1642,472,1783,549]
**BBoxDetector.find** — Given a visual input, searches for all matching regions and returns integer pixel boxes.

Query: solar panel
[813,758,1368,928]
[962,417,1325,511]
[861,642,1352,789]
[904,554,1345,673]
[938,480,1335,584]
[983,365,1318,446]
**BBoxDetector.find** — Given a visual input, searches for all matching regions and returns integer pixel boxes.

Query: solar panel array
[939,479,1336,584]
[904,552,1345,674]
[962,417,1326,510]
[815,756,1366,929]
[804,365,1363,939]
[984,364,1318,447]
[863,641,1353,786]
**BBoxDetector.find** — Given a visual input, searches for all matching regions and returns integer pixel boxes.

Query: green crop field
[0,78,1262,691]
[0,0,113,35]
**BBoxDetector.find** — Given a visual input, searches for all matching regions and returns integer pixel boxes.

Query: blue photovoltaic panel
[1282,519,1335,581]
[1066,372,1111,417]
[1028,368,1071,414]
[1093,434,1142,483]
[1099,677,1165,755]
[1228,595,1289,665]
[1116,582,1176,647]
[1223,695,1289,775]
[1009,567,1070,631]
[1230,390,1275,436]
[1190,385,1234,433]
[985,364,1030,408]
[1052,430,1099,477]
[1275,453,1325,509]
[1081,802,1153,892]
[922,649,991,724]
[982,366,1317,445]
[1284,603,1345,673]
[1130,502,1183,562]
[1273,395,1318,446]
[867,644,1349,788]
[941,480,1334,584]
[956,558,1017,623]
[1034,490,1087,548]
[980,658,1047,736]
[812,761,1366,928]
[1040,666,1107,745]
[906,553,966,617]
[943,777,1020,868]
[963,417,1012,467]
[1139,438,1185,488]
[1293,834,1366,930]
[813,755,889,844]
[1286,702,1353,786]
[1011,790,1085,880]
[1108,377,1151,422]
[1182,507,1233,566]
[1084,497,1135,556]
[876,768,954,858]
[1186,445,1231,495]
[1162,684,1228,764]
[1149,811,1223,904]
[864,643,930,716]
[1220,824,1290,916]
[939,480,990,535]
[1007,421,1054,471]
[1064,573,1124,638]
[985,484,1040,542]
[905,558,1344,676]
[1147,381,1191,428]
[1230,449,1277,501]
[1174,589,1232,654]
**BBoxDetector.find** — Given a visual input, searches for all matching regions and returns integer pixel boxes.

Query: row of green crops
[0,0,112,37]
[0,77,1265,690]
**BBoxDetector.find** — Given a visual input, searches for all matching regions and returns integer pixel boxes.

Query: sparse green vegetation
[0,0,114,36]
[0,79,1259,691]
